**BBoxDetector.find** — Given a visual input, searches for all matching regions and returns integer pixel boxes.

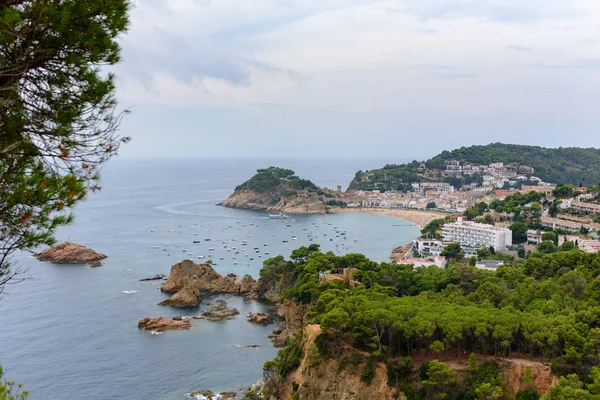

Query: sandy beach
[330,207,447,229]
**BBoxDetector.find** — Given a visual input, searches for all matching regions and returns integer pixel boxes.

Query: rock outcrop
[158,260,257,307]
[221,189,327,214]
[35,242,107,266]
[274,325,397,400]
[503,361,558,396]
[137,316,191,332]
[200,300,240,322]
[247,312,274,325]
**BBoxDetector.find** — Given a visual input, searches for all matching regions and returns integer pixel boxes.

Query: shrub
[360,356,375,383]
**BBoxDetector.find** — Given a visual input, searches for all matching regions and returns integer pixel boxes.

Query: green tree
[542,232,558,245]
[541,374,592,400]
[0,0,131,292]
[0,364,27,400]
[553,185,574,199]
[426,202,437,209]
[441,243,464,261]
[423,360,457,398]
[510,222,529,244]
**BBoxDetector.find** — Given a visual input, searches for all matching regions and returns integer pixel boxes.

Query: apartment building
[540,217,580,234]
[571,201,600,216]
[442,218,513,251]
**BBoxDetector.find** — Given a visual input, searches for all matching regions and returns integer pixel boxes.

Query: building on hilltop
[442,218,513,251]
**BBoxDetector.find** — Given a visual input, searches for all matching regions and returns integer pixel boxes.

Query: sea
[0,158,420,400]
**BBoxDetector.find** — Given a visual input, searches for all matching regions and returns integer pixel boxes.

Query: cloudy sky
[113,0,600,159]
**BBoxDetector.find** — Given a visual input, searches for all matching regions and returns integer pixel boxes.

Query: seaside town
[322,160,600,271]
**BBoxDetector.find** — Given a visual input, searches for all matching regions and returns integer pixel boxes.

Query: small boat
[282,240,289,243]
[193,240,201,244]
[198,255,205,259]
[209,247,214,251]
[269,213,288,219]
[153,246,159,249]
[233,262,238,265]
[205,238,211,241]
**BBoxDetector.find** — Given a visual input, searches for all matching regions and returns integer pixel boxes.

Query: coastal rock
[221,189,326,214]
[200,300,240,322]
[247,312,274,325]
[189,390,237,399]
[158,260,257,307]
[159,286,201,307]
[35,242,107,266]
[137,316,191,332]
[240,275,256,294]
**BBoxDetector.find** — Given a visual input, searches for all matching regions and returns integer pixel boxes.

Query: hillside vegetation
[257,244,600,399]
[349,143,600,191]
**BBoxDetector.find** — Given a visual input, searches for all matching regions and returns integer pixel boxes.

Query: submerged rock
[247,312,274,325]
[139,274,167,281]
[137,316,191,332]
[200,300,240,322]
[35,242,107,266]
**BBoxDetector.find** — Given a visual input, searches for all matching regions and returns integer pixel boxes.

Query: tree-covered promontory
[257,244,600,399]
[235,167,318,194]
[222,167,330,213]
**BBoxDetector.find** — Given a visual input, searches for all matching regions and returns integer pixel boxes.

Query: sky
[113,0,600,160]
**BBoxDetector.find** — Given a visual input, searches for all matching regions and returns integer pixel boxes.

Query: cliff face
[277,325,398,400]
[221,189,326,214]
[503,362,558,396]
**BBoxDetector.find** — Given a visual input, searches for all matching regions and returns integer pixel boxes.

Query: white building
[442,218,513,251]
[412,240,446,257]
[411,182,455,193]
[527,230,543,245]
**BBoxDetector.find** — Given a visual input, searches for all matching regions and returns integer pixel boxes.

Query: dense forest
[349,143,600,191]
[235,166,320,196]
[258,244,600,399]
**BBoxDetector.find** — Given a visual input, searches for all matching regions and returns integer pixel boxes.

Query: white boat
[269,213,288,219]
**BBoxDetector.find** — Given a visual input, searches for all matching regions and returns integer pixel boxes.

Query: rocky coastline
[158,259,256,307]
[220,189,327,214]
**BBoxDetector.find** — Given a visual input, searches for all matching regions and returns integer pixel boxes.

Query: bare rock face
[137,316,191,332]
[221,189,326,214]
[200,299,240,322]
[158,260,257,307]
[247,312,274,325]
[35,242,107,266]
[240,275,257,294]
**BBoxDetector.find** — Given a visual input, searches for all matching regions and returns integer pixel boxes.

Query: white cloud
[115,0,600,124]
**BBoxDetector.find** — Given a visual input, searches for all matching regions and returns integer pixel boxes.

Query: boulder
[200,300,240,322]
[35,242,107,266]
[247,312,274,325]
[158,286,201,307]
[137,316,191,332]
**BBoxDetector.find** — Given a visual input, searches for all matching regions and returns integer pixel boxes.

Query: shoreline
[329,207,447,229]
[329,207,448,263]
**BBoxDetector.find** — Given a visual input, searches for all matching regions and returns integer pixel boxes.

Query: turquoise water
[0,158,419,399]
